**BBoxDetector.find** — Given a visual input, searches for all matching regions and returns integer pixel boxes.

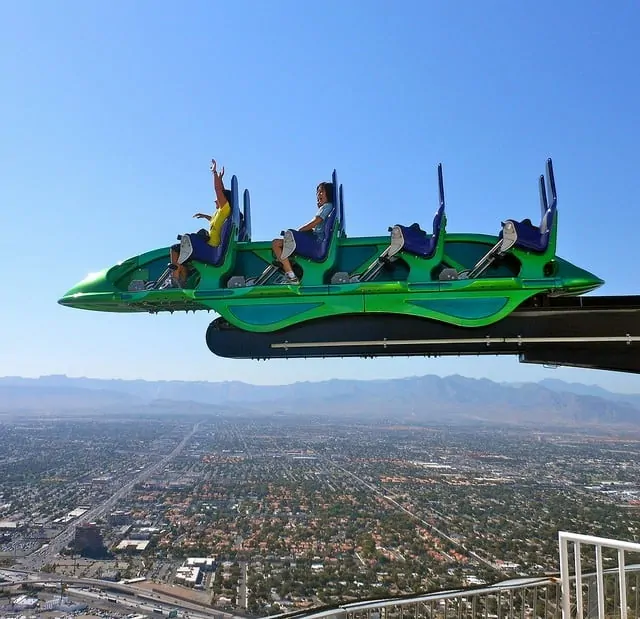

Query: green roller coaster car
[58,159,603,337]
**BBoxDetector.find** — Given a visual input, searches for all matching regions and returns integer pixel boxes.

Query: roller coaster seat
[177,213,234,268]
[396,203,445,259]
[178,196,238,267]
[283,204,337,262]
[500,201,556,253]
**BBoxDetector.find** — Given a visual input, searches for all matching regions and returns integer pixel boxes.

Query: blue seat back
[331,169,341,233]
[239,189,252,242]
[539,158,557,235]
[322,170,341,250]
[507,158,558,253]
[339,184,346,237]
[431,202,446,241]
[432,163,446,239]
[397,163,447,259]
[399,206,445,258]
[320,203,337,250]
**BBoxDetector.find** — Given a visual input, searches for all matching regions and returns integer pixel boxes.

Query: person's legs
[271,238,295,275]
[170,246,188,286]
[271,238,283,260]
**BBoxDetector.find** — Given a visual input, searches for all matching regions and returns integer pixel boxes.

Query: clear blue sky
[3,1,640,391]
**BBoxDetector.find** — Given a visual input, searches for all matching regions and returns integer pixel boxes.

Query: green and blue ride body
[59,160,604,333]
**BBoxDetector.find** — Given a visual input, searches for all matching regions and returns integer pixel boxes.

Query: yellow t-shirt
[208,201,231,247]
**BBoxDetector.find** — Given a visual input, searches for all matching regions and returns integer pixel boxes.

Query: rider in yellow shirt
[170,159,230,286]
[194,159,231,246]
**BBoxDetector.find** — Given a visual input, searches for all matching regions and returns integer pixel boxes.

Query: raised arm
[211,158,228,209]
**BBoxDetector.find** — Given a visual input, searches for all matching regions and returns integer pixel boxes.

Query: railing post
[618,548,627,619]
[574,542,583,619]
[558,532,571,619]
[595,545,604,619]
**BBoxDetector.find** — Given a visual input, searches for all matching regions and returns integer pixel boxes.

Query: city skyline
[2,412,639,615]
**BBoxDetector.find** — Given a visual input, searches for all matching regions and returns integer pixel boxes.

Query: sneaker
[275,274,300,285]
[159,277,181,290]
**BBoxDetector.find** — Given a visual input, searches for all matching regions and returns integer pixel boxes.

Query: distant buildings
[185,557,217,571]
[10,595,38,609]
[42,597,88,613]
[113,524,160,553]
[108,510,133,526]
[129,526,161,540]
[174,556,216,588]
[52,506,90,524]
[74,522,108,558]
[175,565,203,587]
[116,539,150,552]
[0,520,22,530]
[493,560,521,571]
[101,569,121,581]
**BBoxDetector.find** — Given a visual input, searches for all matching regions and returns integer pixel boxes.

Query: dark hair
[317,181,333,203]
[223,188,233,205]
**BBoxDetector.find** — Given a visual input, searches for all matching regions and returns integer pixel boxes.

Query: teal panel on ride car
[408,297,509,319]
[228,303,324,326]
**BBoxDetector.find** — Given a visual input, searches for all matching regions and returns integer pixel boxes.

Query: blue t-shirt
[313,202,334,237]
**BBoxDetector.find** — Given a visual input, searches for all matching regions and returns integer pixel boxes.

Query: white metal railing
[559,531,640,619]
[269,575,565,619]
[268,532,640,619]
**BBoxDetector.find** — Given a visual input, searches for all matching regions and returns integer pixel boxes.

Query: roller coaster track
[207,295,640,374]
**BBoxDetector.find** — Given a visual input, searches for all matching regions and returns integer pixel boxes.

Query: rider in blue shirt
[271,181,334,284]
[313,200,334,239]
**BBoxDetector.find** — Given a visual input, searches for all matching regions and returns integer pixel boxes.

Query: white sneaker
[159,277,179,290]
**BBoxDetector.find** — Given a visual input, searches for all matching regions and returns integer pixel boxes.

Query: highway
[20,422,201,571]
[3,570,244,619]
[237,561,248,610]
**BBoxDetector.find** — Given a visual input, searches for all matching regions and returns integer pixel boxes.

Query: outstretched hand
[210,158,227,207]
[210,158,224,180]
[193,212,209,220]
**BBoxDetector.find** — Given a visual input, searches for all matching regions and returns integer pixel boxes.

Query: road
[237,561,248,610]
[4,571,244,619]
[20,422,201,571]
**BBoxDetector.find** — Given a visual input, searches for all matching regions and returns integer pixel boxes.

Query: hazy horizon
[4,370,640,395]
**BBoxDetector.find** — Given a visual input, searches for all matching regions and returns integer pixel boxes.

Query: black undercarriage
[206,295,640,374]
